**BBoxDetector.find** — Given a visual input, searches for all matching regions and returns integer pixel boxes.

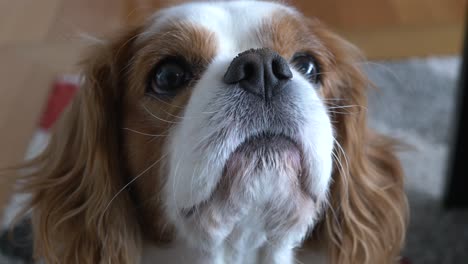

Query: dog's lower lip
[236,133,302,155]
[224,132,304,174]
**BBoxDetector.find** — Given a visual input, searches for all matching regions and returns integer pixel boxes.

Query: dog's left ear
[15,27,144,264]
[305,19,409,264]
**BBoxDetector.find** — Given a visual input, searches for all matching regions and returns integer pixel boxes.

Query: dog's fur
[11,1,407,263]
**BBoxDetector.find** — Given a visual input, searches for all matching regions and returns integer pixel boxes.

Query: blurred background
[0,0,467,263]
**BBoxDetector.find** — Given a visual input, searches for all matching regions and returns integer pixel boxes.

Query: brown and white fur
[11,1,408,263]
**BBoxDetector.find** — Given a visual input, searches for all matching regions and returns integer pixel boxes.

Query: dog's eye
[291,53,320,83]
[150,59,192,96]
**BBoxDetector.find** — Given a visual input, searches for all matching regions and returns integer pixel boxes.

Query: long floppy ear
[15,28,143,264]
[308,22,408,264]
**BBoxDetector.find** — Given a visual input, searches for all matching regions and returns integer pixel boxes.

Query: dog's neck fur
[142,242,326,264]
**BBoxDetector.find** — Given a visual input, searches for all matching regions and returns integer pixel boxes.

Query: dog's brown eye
[150,59,192,96]
[291,53,320,83]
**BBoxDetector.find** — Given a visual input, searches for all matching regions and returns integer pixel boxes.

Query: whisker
[144,96,221,119]
[332,139,350,214]
[356,61,404,87]
[328,111,359,116]
[333,138,350,176]
[327,152,345,234]
[104,154,167,213]
[145,93,186,109]
[122,128,168,137]
[328,105,367,110]
[189,166,198,220]
[143,104,180,124]
[321,98,347,101]
[327,104,367,115]
[172,159,184,221]
[295,256,306,264]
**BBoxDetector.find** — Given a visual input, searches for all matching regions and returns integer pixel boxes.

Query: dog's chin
[223,133,304,188]
[223,134,304,200]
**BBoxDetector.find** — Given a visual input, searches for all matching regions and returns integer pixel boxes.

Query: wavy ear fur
[7,15,408,264]
[15,28,143,264]
[307,20,408,264]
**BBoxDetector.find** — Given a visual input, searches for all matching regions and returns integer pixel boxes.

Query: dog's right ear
[14,26,144,264]
[304,20,408,264]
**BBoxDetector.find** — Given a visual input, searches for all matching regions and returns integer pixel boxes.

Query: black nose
[223,48,292,100]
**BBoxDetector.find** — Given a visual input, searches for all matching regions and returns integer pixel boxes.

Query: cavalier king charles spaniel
[14,1,408,263]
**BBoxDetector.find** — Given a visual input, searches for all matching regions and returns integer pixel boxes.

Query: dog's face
[18,1,407,264]
[125,1,333,239]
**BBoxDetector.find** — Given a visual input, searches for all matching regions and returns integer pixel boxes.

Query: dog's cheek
[121,106,175,243]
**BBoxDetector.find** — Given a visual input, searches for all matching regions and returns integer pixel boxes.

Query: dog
[12,1,408,263]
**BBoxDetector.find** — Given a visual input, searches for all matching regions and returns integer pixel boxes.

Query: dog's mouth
[181,133,313,218]
[223,133,304,179]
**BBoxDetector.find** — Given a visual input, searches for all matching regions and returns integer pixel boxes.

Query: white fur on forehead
[142,1,299,54]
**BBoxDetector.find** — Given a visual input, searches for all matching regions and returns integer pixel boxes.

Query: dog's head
[18,1,407,263]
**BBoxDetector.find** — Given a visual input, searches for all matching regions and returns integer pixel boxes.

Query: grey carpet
[1,56,466,264]
[365,56,468,264]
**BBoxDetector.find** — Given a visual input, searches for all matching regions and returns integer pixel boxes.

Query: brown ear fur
[15,28,143,264]
[307,20,409,264]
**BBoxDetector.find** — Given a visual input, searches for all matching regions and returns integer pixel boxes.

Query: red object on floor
[39,78,79,130]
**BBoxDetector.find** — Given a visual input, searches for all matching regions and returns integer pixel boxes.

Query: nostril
[223,56,260,84]
[272,58,293,80]
[223,62,244,84]
[243,63,256,80]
